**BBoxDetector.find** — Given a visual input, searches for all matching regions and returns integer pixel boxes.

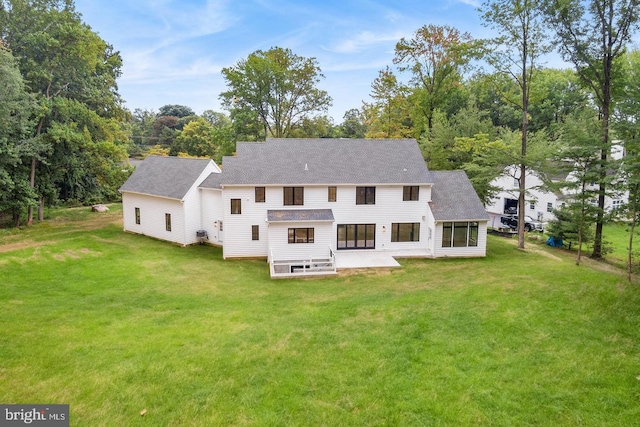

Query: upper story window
[356,186,375,205]
[231,199,242,214]
[255,187,265,203]
[403,186,419,201]
[328,186,337,202]
[284,187,304,205]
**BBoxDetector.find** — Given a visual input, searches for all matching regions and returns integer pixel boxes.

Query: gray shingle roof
[119,156,213,200]
[221,138,431,185]
[430,171,489,221]
[199,172,224,190]
[267,209,335,222]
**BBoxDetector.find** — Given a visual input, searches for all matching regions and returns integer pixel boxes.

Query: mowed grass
[2,205,640,426]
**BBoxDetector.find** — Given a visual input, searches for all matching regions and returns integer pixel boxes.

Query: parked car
[500,215,544,232]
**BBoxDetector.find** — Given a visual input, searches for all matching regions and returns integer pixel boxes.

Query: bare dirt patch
[0,240,57,254]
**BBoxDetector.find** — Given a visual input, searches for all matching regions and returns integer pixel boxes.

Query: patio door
[337,224,375,249]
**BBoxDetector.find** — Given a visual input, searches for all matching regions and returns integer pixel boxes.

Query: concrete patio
[335,249,431,269]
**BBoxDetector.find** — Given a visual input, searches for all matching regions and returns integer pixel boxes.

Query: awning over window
[267,209,335,223]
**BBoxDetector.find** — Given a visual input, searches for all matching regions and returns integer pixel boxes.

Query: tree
[544,0,640,258]
[158,104,195,118]
[289,115,336,138]
[393,24,477,133]
[202,110,231,127]
[130,108,156,150]
[468,73,522,130]
[528,68,589,135]
[0,46,36,225]
[481,0,551,249]
[550,111,603,265]
[220,47,332,139]
[171,118,216,158]
[362,67,413,138]
[152,116,179,146]
[0,0,128,222]
[422,99,496,170]
[614,49,640,280]
[338,108,367,139]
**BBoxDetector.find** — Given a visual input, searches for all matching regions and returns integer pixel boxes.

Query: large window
[337,224,375,249]
[442,222,479,247]
[284,187,304,205]
[328,186,337,202]
[135,207,140,225]
[288,228,314,243]
[391,223,420,242]
[356,187,375,205]
[252,225,259,241]
[255,187,265,203]
[231,199,242,214]
[403,186,419,201]
[165,213,172,232]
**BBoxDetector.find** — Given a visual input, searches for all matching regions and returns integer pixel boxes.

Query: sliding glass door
[337,224,375,249]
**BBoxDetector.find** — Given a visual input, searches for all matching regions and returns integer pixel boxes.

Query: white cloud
[451,0,481,7]
[324,30,408,54]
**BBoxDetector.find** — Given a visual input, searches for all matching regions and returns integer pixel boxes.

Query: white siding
[222,186,270,258]
[433,221,488,258]
[121,161,220,246]
[486,171,559,223]
[180,164,221,245]
[122,192,186,245]
[200,189,223,244]
[222,184,433,259]
[268,222,334,261]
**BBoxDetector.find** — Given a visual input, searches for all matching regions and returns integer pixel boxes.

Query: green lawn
[2,205,640,426]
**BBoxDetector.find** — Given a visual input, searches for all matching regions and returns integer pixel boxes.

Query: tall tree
[220,47,332,139]
[614,50,640,280]
[544,0,640,258]
[0,0,127,221]
[481,0,551,249]
[551,111,603,265]
[363,67,412,138]
[393,24,476,133]
[0,45,36,225]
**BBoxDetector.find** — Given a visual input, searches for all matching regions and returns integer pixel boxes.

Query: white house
[486,145,629,226]
[120,139,489,277]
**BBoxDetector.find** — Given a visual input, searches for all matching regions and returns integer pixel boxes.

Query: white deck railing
[269,247,336,278]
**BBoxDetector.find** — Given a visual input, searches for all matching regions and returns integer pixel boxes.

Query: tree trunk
[517,51,528,250]
[38,197,44,221]
[592,55,612,259]
[628,183,639,282]
[27,157,36,225]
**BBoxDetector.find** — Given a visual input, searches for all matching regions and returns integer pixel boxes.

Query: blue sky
[74,0,491,122]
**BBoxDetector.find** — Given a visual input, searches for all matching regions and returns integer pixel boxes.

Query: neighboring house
[120,139,489,277]
[486,145,629,226]
[485,166,565,227]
